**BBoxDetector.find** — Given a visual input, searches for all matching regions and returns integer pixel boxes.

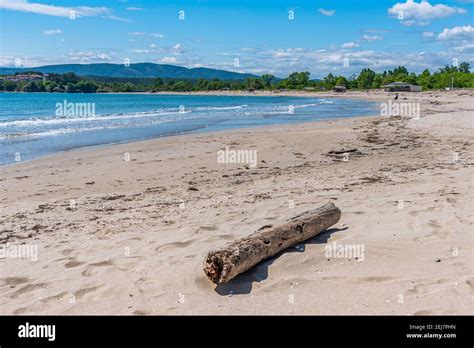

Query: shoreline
[1,114,379,169]
[0,93,381,168]
[3,88,467,168]
[1,89,472,315]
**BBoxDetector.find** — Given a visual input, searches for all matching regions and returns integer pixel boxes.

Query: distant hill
[0,63,259,80]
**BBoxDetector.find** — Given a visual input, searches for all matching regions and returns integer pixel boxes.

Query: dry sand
[0,90,472,315]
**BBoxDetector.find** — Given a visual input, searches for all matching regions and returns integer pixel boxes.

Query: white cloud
[341,42,359,49]
[221,45,470,77]
[132,49,153,54]
[126,7,143,11]
[0,0,112,18]
[2,45,470,77]
[240,47,258,52]
[132,43,184,55]
[0,54,59,67]
[436,25,474,53]
[399,19,430,26]
[318,8,335,16]
[172,43,183,54]
[68,51,112,63]
[128,32,164,39]
[453,43,474,53]
[160,56,177,64]
[437,25,474,41]
[422,31,434,38]
[362,34,383,41]
[43,29,62,35]
[388,0,466,26]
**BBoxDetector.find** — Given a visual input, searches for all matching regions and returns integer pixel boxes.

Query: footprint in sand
[414,309,433,315]
[465,279,474,289]
[13,306,31,315]
[61,249,75,256]
[359,276,395,283]
[64,259,85,268]
[81,259,115,277]
[90,260,114,267]
[410,201,454,244]
[134,277,166,296]
[10,282,49,299]
[204,234,235,243]
[155,239,196,252]
[132,309,153,315]
[39,291,69,304]
[74,286,101,300]
[198,225,218,231]
[405,278,451,296]
[194,275,215,291]
[81,269,95,277]
[0,277,30,287]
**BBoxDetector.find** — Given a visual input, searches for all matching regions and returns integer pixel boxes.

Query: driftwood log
[203,202,341,284]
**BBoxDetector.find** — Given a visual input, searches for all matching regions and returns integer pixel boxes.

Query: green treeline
[1,63,472,93]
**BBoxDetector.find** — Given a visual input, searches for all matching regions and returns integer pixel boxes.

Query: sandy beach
[0,90,472,315]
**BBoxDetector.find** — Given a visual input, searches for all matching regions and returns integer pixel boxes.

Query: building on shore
[333,85,347,93]
[0,74,44,82]
[381,82,422,92]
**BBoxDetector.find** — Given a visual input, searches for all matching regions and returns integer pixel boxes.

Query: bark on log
[203,202,341,284]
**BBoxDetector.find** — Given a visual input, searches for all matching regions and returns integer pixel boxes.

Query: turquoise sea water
[0,93,378,166]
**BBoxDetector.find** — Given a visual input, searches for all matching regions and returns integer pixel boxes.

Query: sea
[0,93,378,166]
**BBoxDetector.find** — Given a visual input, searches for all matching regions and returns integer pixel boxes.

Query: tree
[196,78,209,90]
[420,69,430,77]
[208,78,223,90]
[244,77,264,90]
[417,69,432,89]
[59,72,79,84]
[65,82,78,93]
[261,74,275,88]
[357,68,376,89]
[285,71,310,89]
[171,81,193,91]
[402,74,417,85]
[371,74,383,89]
[439,65,458,73]
[1,80,17,91]
[335,76,348,87]
[154,78,164,88]
[393,66,408,76]
[323,73,336,89]
[44,80,58,92]
[459,62,471,74]
[75,80,98,93]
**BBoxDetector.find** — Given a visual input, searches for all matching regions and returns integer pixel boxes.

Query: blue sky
[0,0,473,77]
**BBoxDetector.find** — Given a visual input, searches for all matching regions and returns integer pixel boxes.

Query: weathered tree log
[203,202,341,284]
